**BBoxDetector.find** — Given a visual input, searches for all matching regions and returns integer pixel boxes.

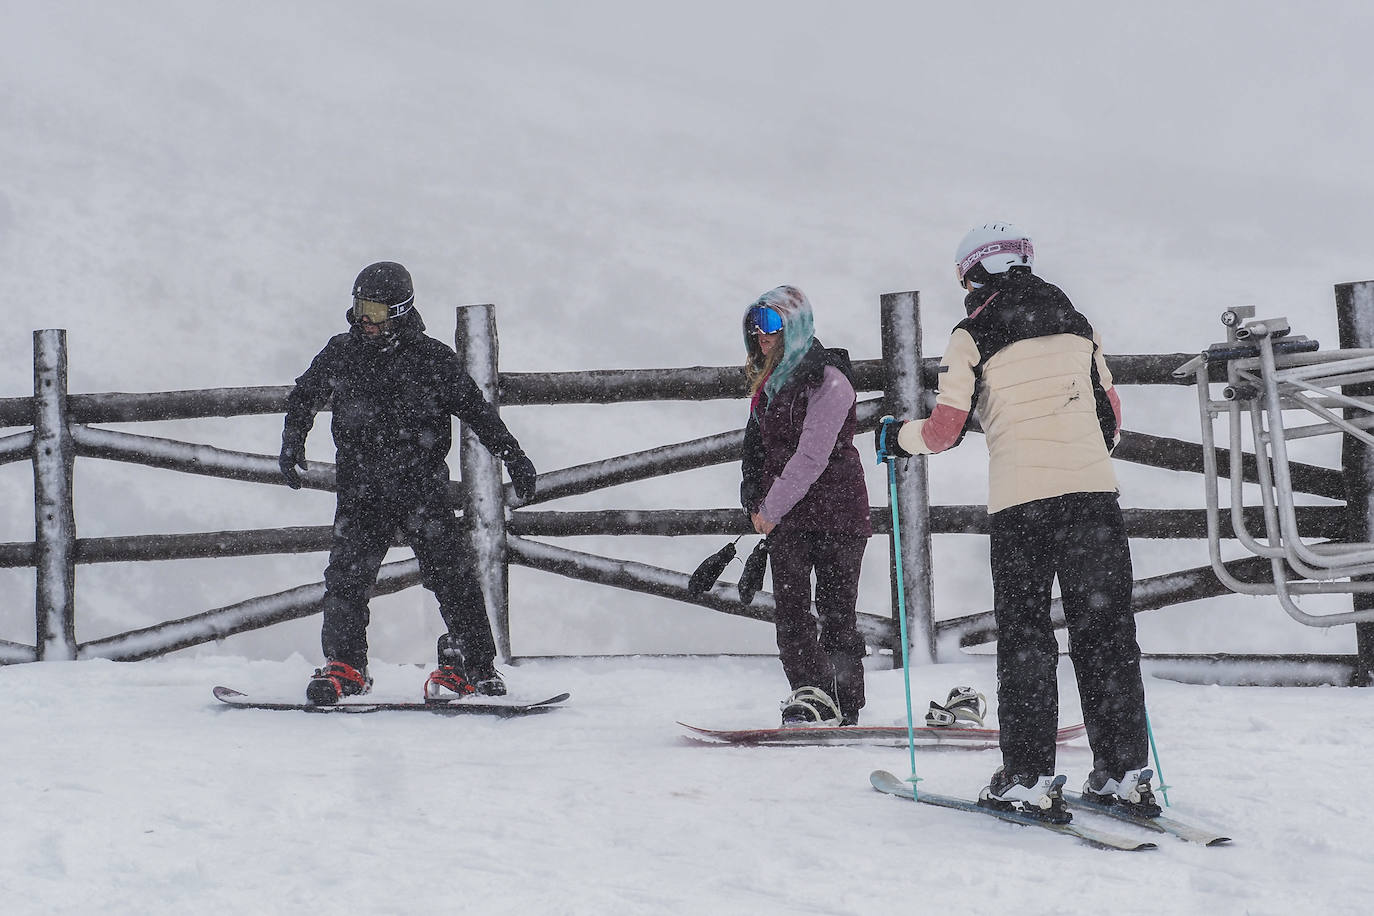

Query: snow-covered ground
[4,654,1371,916]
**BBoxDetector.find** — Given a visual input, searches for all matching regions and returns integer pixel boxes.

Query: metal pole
[32,330,77,660]
[880,292,936,665]
[455,305,511,662]
[1335,280,1374,685]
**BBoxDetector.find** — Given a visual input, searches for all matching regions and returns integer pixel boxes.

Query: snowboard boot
[468,664,507,697]
[779,686,842,727]
[306,660,372,706]
[1083,767,1162,818]
[979,767,1072,823]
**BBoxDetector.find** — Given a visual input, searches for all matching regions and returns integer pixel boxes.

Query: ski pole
[879,416,921,798]
[1145,706,1171,807]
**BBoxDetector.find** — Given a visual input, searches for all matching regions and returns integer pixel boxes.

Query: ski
[680,721,1086,749]
[1069,793,1231,846]
[869,770,1156,851]
[213,686,569,716]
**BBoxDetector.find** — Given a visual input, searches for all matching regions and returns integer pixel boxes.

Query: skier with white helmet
[877,224,1157,823]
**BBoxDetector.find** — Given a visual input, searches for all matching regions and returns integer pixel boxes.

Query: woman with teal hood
[740,286,872,727]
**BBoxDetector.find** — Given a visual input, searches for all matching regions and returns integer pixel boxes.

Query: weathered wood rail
[2,283,1370,685]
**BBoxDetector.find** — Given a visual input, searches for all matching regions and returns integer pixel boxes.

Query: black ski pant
[320,487,493,673]
[769,528,868,719]
[988,491,1149,783]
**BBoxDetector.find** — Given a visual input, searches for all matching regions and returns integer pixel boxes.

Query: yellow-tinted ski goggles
[352,295,412,325]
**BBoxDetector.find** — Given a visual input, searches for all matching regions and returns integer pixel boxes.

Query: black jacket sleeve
[1089,352,1119,451]
[282,338,343,448]
[445,360,523,459]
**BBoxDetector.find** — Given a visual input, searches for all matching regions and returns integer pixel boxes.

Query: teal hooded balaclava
[743,285,816,406]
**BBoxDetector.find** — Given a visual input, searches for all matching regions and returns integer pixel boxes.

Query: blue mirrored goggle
[748,305,784,334]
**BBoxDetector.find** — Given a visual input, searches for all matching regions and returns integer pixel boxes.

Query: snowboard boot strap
[780,686,842,726]
[943,686,987,726]
[425,665,476,700]
[306,660,372,706]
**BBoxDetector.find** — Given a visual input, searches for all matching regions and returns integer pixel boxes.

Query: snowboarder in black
[280,261,537,705]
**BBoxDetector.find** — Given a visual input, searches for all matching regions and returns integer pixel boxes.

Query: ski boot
[306,660,372,706]
[1083,767,1162,818]
[780,686,842,727]
[924,685,987,727]
[979,767,1073,824]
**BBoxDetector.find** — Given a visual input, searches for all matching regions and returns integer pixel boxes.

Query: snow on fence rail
[1,286,1371,685]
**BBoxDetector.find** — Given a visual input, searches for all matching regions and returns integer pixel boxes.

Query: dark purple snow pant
[768,528,868,720]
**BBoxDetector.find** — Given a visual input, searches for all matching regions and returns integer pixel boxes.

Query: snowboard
[213,685,569,716]
[678,721,1087,748]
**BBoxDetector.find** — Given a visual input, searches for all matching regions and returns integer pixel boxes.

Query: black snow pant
[768,528,868,719]
[988,491,1149,783]
[320,486,493,673]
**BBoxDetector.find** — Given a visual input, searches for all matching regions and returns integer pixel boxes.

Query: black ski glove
[279,438,307,489]
[688,540,738,595]
[875,415,912,462]
[737,538,769,604]
[502,448,538,501]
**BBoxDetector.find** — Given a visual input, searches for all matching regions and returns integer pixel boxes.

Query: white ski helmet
[955,223,1034,287]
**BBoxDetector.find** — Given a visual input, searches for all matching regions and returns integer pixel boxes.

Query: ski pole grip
[876,414,895,464]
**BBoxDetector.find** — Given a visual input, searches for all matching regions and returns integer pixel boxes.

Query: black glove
[688,541,738,595]
[279,438,307,489]
[737,539,769,604]
[875,415,912,463]
[503,448,538,501]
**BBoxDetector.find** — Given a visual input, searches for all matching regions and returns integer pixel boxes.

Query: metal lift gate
[1178,305,1374,627]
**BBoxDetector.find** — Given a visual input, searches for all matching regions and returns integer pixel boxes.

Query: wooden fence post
[880,292,937,665]
[455,305,511,662]
[32,330,77,660]
[1336,280,1374,686]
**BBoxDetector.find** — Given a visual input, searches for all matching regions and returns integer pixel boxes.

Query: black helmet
[351,261,414,322]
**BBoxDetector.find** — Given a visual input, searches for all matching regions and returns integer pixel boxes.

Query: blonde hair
[746,343,783,398]
[742,285,815,402]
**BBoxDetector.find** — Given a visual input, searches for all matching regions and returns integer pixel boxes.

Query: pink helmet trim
[956,237,1034,281]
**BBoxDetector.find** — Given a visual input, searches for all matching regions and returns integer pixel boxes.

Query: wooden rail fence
[2,285,1371,685]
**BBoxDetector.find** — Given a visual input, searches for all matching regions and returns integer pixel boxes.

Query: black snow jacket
[282,308,522,500]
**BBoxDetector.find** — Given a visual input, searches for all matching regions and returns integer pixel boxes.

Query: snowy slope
[4,656,1372,916]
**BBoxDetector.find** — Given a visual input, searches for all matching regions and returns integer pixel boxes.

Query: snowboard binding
[924,685,987,728]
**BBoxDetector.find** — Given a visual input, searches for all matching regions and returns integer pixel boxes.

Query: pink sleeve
[758,367,855,524]
[920,404,970,453]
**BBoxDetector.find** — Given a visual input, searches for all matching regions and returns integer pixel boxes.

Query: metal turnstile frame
[1177,308,1374,627]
